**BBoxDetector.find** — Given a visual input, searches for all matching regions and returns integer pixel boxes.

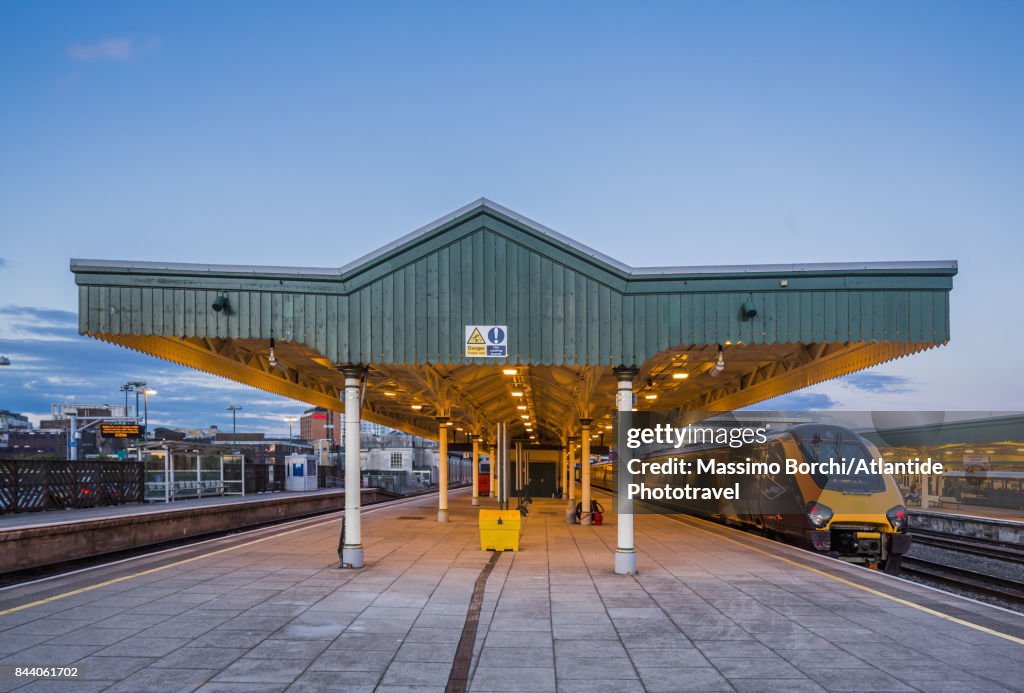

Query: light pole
[130,381,146,420]
[142,389,156,439]
[121,383,134,417]
[226,405,242,446]
[284,416,297,440]
[122,381,146,418]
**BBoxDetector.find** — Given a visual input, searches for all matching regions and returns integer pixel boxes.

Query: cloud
[0,305,79,341]
[0,305,308,434]
[68,37,158,63]
[844,373,913,394]
[748,391,838,411]
[0,259,6,269]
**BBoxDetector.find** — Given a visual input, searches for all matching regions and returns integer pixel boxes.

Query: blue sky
[1,2,1022,432]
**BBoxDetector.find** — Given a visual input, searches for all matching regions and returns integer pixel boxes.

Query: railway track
[900,556,1024,605]
[910,529,1024,564]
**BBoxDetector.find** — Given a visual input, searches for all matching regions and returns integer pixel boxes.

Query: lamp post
[142,389,156,439]
[284,415,297,440]
[226,405,242,446]
[122,381,146,418]
[120,383,133,417]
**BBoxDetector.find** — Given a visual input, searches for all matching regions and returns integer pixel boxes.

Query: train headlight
[806,502,833,528]
[886,505,907,532]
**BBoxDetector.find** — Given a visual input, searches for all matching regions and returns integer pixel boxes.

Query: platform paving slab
[0,489,1022,692]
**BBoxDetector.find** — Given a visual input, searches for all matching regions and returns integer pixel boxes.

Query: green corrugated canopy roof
[71,199,956,442]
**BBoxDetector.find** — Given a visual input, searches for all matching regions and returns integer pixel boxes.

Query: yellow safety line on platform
[660,513,1024,647]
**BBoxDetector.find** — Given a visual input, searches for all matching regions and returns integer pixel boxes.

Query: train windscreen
[793,428,886,493]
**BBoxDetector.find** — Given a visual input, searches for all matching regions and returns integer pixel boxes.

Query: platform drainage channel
[397,516,425,520]
[446,551,501,693]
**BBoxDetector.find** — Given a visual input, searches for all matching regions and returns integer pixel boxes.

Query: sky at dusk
[1,2,1022,433]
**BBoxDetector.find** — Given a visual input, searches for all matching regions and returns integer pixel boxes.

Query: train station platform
[0,491,347,532]
[0,489,400,575]
[913,503,1024,524]
[1,488,1022,693]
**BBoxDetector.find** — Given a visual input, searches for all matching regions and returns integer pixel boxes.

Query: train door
[696,448,726,519]
[737,447,766,526]
[721,448,756,525]
[478,459,490,495]
[758,442,801,537]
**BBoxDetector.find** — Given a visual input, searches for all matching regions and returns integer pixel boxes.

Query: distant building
[36,402,132,458]
[299,407,392,445]
[49,403,127,420]
[362,432,437,473]
[0,410,32,432]
[215,431,265,442]
[38,403,129,432]
[1,430,67,457]
[152,427,187,441]
[300,407,341,444]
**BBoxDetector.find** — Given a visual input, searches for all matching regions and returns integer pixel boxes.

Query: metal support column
[614,367,638,575]
[341,366,365,569]
[580,419,593,525]
[68,414,78,461]
[515,441,523,497]
[437,416,449,522]
[567,438,576,506]
[471,436,480,506]
[489,445,496,497]
[497,421,510,510]
[496,424,503,508]
[560,443,567,498]
[521,442,528,495]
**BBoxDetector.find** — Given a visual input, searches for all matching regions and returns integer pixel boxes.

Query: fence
[0,459,144,513]
[224,462,285,494]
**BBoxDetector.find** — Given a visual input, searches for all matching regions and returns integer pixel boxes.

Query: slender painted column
[580,419,593,525]
[341,366,365,568]
[472,436,480,506]
[614,367,638,574]
[567,438,576,505]
[437,417,449,522]
[490,445,496,497]
[561,444,568,498]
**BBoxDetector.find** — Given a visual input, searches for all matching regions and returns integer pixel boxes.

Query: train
[940,471,1024,510]
[591,423,911,573]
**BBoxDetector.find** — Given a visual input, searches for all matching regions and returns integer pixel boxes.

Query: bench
[170,481,227,500]
[144,482,169,501]
[932,496,960,509]
[173,481,201,500]
[200,481,226,497]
